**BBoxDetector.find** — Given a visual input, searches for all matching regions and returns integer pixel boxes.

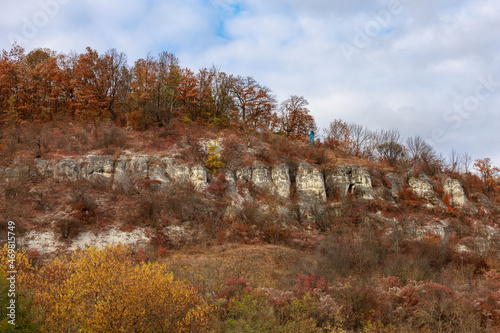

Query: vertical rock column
[271,163,291,199]
[442,176,478,213]
[296,161,326,207]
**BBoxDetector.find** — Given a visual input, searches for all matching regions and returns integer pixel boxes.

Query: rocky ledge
[1,154,490,214]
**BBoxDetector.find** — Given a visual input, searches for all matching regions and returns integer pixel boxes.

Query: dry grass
[161,244,317,292]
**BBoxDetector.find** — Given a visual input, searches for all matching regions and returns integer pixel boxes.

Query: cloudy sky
[2,0,499,166]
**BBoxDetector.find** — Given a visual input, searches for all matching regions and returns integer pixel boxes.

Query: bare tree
[447,149,460,174]
[406,136,428,164]
[460,152,473,193]
[375,128,405,166]
[405,135,441,173]
[348,123,372,157]
[461,152,472,175]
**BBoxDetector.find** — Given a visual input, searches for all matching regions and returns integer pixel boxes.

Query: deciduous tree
[230,76,276,130]
[276,95,316,140]
[31,246,212,332]
[324,119,353,154]
[474,158,499,192]
[73,47,128,121]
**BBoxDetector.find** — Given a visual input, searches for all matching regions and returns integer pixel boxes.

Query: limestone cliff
[2,154,485,214]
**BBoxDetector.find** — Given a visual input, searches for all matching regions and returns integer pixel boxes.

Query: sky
[1,0,500,167]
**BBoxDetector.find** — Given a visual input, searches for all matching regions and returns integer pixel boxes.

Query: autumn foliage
[474,158,500,193]
[3,43,500,332]
[2,245,211,332]
[0,45,315,141]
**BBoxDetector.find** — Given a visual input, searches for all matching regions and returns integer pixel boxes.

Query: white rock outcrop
[408,172,445,208]
[324,165,350,198]
[296,161,326,206]
[34,159,55,177]
[81,155,114,183]
[113,155,149,189]
[271,163,291,199]
[190,165,208,191]
[324,164,374,200]
[251,161,273,191]
[1,155,480,216]
[148,163,170,183]
[54,159,80,181]
[442,176,478,213]
[350,165,375,200]
[236,166,252,183]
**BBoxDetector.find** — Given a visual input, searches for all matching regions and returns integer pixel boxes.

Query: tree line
[0,45,316,139]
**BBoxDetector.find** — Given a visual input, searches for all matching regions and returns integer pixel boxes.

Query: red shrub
[218,277,250,300]
[149,230,173,249]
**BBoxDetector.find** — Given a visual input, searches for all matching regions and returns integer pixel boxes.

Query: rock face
[4,165,30,183]
[324,164,374,200]
[81,155,114,183]
[350,165,375,199]
[414,220,451,240]
[251,161,273,191]
[147,158,207,189]
[163,158,190,183]
[408,173,445,208]
[442,176,478,213]
[34,159,55,177]
[324,165,350,198]
[129,156,149,180]
[148,163,169,183]
[1,155,480,215]
[271,163,291,199]
[224,170,239,197]
[55,159,80,181]
[235,161,292,199]
[385,173,403,199]
[224,170,250,206]
[190,165,208,191]
[471,192,497,214]
[408,173,434,197]
[113,155,149,189]
[296,162,326,206]
[236,166,252,183]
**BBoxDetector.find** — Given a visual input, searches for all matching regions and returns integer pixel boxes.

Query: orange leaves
[73,48,128,121]
[324,119,353,154]
[230,75,277,130]
[0,44,319,137]
[474,158,500,193]
[276,95,317,140]
[129,52,181,127]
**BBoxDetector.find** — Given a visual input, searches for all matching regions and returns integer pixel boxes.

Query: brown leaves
[474,158,500,193]
[276,95,317,140]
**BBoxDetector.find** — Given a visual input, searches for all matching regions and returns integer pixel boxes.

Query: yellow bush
[30,246,212,332]
[205,139,225,175]
[0,243,33,286]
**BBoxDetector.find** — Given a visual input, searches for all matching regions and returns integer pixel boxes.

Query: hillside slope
[1,121,500,332]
